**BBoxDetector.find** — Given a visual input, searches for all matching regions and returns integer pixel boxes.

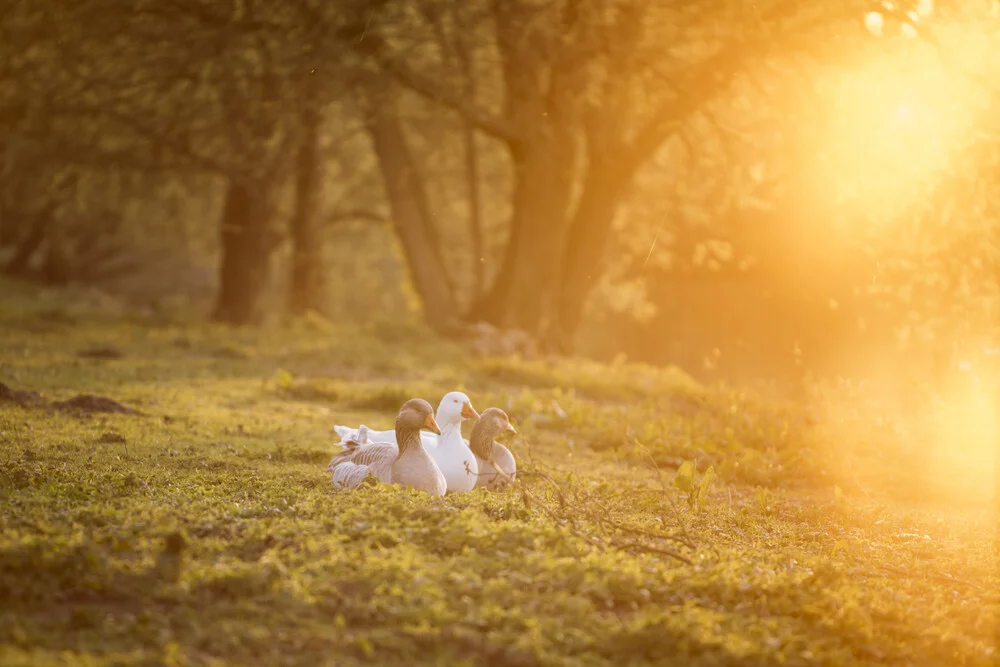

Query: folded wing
[327,437,398,488]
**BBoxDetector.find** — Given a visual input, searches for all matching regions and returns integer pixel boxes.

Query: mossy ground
[1,281,997,666]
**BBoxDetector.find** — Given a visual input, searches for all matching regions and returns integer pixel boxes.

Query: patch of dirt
[0,382,44,407]
[53,395,139,415]
[1,382,144,417]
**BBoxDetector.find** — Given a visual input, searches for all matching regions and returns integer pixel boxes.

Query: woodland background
[2,0,998,395]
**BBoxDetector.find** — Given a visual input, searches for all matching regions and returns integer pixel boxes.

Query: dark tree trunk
[500,140,576,335]
[548,167,630,352]
[467,153,574,337]
[287,101,328,316]
[365,78,462,334]
[213,179,275,325]
[459,4,579,339]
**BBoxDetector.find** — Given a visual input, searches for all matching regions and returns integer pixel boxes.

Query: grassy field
[0,281,997,666]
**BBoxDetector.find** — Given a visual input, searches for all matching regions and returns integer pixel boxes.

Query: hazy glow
[819,53,976,222]
[811,363,997,504]
[809,17,996,501]
[927,374,997,500]
[865,12,884,36]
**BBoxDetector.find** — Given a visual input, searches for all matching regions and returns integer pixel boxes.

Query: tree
[363,73,464,332]
[286,79,330,317]
[1,0,382,322]
[344,0,869,350]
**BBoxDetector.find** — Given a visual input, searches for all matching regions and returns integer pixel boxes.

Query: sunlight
[893,102,912,124]
[818,42,982,223]
[809,362,997,505]
[923,367,997,501]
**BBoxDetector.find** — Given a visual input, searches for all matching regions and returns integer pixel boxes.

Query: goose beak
[462,402,480,420]
[424,413,441,435]
[506,422,518,434]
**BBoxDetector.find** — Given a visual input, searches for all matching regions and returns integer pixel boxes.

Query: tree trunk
[365,78,462,334]
[213,179,275,325]
[466,215,520,324]
[455,37,484,303]
[463,121,484,303]
[461,3,581,339]
[287,101,328,316]
[499,139,576,335]
[548,167,630,352]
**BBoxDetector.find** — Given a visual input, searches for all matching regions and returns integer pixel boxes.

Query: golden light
[924,369,997,502]
[817,44,980,224]
[893,102,912,123]
[864,12,884,36]
[806,9,998,503]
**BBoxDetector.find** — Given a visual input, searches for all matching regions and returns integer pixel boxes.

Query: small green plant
[673,461,717,509]
[274,368,295,391]
[755,486,772,515]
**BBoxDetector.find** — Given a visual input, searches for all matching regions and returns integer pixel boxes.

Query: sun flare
[817,42,985,223]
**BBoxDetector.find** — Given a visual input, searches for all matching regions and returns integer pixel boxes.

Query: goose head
[436,391,480,428]
[469,407,517,459]
[396,398,441,436]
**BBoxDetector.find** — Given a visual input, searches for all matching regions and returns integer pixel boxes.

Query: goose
[327,398,447,496]
[333,391,482,493]
[469,407,518,489]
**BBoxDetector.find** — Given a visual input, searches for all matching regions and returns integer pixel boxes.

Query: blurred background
[0,0,997,407]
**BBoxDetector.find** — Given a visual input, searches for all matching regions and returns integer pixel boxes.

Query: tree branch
[338,22,521,146]
[45,102,239,179]
[626,2,868,169]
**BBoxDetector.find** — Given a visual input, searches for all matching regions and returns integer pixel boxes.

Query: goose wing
[328,439,398,486]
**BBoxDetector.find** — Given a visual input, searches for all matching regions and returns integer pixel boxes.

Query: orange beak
[505,421,518,434]
[423,413,441,435]
[461,402,480,420]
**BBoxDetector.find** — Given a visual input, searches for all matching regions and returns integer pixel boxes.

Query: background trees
[1,0,997,392]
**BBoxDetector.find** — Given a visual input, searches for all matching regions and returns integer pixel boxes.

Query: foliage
[3,0,996,381]
[0,280,996,666]
[674,461,717,510]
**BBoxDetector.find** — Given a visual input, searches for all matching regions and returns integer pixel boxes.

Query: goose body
[473,443,517,489]
[469,408,518,490]
[328,399,447,496]
[333,392,481,493]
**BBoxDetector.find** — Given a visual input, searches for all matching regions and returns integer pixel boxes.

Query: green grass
[0,279,997,666]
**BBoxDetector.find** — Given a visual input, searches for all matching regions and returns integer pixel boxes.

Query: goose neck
[437,421,463,445]
[469,430,494,461]
[395,425,423,454]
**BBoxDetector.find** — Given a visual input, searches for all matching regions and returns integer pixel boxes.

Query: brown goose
[469,407,518,489]
[327,398,447,496]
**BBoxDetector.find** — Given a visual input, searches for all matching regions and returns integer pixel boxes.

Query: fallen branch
[616,541,694,566]
[501,460,699,565]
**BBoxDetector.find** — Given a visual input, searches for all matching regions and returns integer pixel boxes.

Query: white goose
[334,391,481,493]
[327,398,447,496]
